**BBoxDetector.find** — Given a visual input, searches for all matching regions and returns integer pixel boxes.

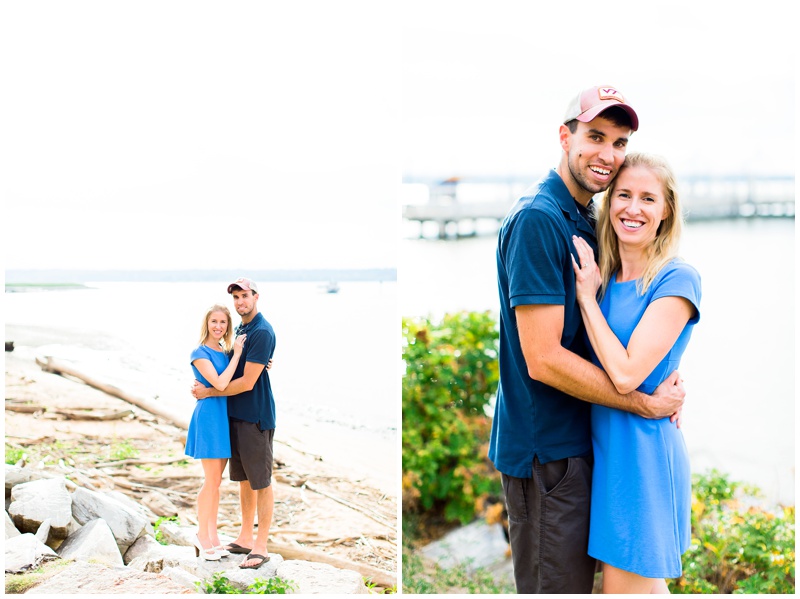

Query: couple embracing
[184,277,277,571]
[491,86,702,594]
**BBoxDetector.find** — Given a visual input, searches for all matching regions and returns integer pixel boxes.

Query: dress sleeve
[651,261,702,324]
[190,346,207,363]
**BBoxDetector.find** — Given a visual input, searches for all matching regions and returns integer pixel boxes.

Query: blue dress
[588,260,701,579]
[185,345,232,459]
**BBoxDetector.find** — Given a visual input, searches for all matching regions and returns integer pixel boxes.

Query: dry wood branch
[303,482,395,530]
[268,540,395,588]
[35,356,189,429]
[278,439,323,460]
[5,404,45,413]
[52,408,134,421]
[110,478,195,498]
[93,456,191,469]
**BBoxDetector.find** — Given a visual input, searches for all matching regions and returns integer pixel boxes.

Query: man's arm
[516,304,684,418]
[192,361,265,399]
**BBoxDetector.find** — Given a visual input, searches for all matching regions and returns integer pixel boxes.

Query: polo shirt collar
[547,169,596,239]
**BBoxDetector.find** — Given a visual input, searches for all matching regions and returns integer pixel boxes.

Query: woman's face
[207,311,229,342]
[609,165,668,249]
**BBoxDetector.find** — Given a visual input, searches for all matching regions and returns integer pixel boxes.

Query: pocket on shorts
[545,456,591,498]
[501,474,529,523]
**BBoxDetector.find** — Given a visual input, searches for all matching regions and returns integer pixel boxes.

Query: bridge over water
[403,175,794,239]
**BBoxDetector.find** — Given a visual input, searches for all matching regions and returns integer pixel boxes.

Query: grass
[402,548,514,594]
[4,559,72,594]
[401,513,514,594]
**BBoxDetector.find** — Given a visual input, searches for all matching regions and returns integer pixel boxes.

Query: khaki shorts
[228,420,274,490]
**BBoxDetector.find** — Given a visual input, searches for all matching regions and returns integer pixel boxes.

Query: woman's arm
[192,334,246,391]
[572,236,695,394]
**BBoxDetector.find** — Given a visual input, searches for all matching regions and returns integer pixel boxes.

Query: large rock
[142,490,179,517]
[25,560,191,594]
[70,487,149,554]
[57,518,124,567]
[183,552,283,591]
[5,510,21,539]
[161,565,202,592]
[123,533,166,564]
[277,560,368,594]
[4,464,58,498]
[152,520,194,546]
[126,542,196,572]
[8,478,72,540]
[4,532,59,574]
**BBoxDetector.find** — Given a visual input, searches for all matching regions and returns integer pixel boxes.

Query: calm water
[400,218,796,506]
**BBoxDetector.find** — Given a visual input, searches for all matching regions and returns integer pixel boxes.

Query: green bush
[672,470,795,594]
[402,311,501,526]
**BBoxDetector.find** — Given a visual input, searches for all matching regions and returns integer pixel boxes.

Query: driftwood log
[35,355,190,430]
[268,541,396,589]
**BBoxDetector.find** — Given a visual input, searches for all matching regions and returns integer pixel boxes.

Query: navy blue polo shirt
[488,169,598,478]
[228,312,277,431]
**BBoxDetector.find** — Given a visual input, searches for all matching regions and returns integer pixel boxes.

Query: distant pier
[403,175,794,239]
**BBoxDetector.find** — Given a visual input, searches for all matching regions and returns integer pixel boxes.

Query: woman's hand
[571,235,601,305]
[232,333,247,356]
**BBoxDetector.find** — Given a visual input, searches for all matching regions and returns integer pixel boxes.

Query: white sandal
[193,535,221,560]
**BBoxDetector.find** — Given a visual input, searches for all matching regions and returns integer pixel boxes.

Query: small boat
[325,281,340,294]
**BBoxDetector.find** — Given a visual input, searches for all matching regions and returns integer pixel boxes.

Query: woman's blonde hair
[199,304,234,352]
[595,152,684,298]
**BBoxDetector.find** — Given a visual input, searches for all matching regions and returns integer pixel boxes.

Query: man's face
[231,289,258,320]
[563,116,631,197]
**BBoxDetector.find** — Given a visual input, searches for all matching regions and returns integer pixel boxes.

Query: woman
[571,152,701,594]
[185,304,246,560]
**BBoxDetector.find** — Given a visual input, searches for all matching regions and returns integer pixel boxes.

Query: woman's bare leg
[603,563,661,594]
[198,459,226,546]
[650,578,670,594]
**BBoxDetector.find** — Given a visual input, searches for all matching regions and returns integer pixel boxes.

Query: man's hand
[670,406,683,429]
[643,370,685,420]
[191,380,210,400]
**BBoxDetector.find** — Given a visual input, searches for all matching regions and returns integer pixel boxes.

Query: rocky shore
[4,350,397,594]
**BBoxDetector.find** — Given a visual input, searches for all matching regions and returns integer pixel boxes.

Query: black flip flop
[224,542,252,554]
[239,553,270,569]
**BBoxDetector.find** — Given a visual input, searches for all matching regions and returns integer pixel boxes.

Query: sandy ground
[4,349,397,589]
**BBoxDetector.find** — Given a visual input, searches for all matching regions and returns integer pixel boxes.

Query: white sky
[2,2,400,271]
[402,1,796,180]
[2,2,796,271]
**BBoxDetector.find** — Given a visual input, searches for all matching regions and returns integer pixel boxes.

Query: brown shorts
[228,420,274,490]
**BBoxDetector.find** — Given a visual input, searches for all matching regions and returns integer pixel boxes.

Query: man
[489,86,686,594]
[192,276,277,570]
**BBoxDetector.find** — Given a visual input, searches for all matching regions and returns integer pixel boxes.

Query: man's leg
[502,456,595,593]
[234,425,275,567]
[234,479,257,548]
[240,484,274,568]
[226,421,255,551]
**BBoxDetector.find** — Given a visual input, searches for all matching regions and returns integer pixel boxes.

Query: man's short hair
[565,106,633,133]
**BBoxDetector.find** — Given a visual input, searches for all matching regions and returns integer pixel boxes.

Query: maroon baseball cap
[227,277,259,294]
[563,85,639,131]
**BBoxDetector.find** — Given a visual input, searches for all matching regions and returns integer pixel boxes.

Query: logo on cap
[598,87,624,102]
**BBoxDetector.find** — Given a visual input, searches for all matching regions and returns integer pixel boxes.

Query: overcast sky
[2,2,400,271]
[2,2,795,271]
[402,1,796,180]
